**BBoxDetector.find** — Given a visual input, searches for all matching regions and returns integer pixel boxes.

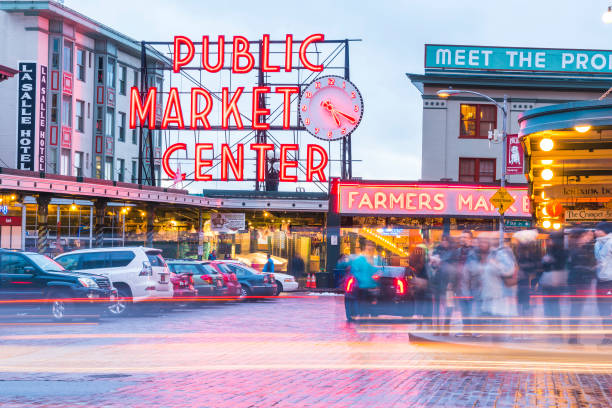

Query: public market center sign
[425,44,612,74]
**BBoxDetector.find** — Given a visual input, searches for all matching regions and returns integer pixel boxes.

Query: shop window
[51,38,60,69]
[76,100,85,132]
[74,151,84,177]
[76,48,86,81]
[105,108,114,137]
[62,96,72,127]
[60,148,71,176]
[117,158,125,182]
[63,40,73,73]
[460,104,496,139]
[459,158,496,183]
[118,111,126,142]
[118,65,127,95]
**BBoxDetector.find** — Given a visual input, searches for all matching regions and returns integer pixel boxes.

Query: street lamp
[437,89,509,247]
[603,6,612,23]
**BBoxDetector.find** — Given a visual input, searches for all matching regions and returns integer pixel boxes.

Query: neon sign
[130,34,361,183]
[337,182,531,217]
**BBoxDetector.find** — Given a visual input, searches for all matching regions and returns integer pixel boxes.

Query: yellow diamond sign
[489,187,515,215]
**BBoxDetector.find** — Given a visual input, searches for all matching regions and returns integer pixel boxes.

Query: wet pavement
[1,295,612,407]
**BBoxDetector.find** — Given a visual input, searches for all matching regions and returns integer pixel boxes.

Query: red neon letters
[161,143,328,182]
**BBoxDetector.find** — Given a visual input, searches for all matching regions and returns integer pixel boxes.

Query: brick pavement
[0,296,611,407]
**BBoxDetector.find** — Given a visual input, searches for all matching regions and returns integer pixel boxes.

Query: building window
[133,69,138,88]
[131,160,137,183]
[63,40,73,73]
[105,157,113,181]
[460,104,496,139]
[132,128,138,144]
[47,148,57,174]
[118,112,126,142]
[60,148,71,176]
[107,58,116,89]
[76,48,86,81]
[459,158,496,183]
[74,151,84,177]
[96,107,103,133]
[95,156,102,178]
[97,56,104,84]
[105,108,114,137]
[119,65,127,95]
[116,158,125,182]
[50,94,59,123]
[155,165,161,185]
[51,38,60,69]
[62,97,72,127]
[76,100,85,132]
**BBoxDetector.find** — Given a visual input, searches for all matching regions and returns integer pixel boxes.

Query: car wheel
[108,286,131,317]
[344,296,358,322]
[48,289,72,322]
[274,281,283,296]
[240,285,251,298]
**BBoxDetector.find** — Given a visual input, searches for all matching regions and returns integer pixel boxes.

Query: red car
[201,260,242,297]
[170,271,197,299]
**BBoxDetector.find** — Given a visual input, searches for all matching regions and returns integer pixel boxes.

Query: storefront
[326,179,532,273]
[519,100,612,228]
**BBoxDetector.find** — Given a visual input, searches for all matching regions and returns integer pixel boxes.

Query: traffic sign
[489,187,515,214]
[505,219,531,228]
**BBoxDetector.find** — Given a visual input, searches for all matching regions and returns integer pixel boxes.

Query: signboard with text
[17,62,36,170]
[506,134,523,175]
[337,181,531,218]
[544,184,612,199]
[210,213,246,233]
[565,209,612,222]
[425,44,612,74]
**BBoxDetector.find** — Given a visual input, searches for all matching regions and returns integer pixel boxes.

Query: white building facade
[408,44,612,184]
[0,0,164,184]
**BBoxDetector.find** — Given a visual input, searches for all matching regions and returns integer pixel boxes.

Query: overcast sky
[66,0,612,188]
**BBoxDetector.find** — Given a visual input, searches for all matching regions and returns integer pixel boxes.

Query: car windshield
[25,254,65,272]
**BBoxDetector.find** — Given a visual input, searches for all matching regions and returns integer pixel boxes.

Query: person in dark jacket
[431,235,456,334]
[566,228,596,344]
[540,231,566,330]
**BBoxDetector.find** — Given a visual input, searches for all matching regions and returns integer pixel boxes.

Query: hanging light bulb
[542,220,552,229]
[541,168,554,181]
[539,138,554,151]
[604,6,612,23]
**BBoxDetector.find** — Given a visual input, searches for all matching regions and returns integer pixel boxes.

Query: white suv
[55,247,173,316]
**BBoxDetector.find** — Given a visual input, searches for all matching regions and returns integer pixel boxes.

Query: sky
[65,0,612,189]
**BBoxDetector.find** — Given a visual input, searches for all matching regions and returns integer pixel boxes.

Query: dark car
[167,261,225,299]
[0,250,115,321]
[217,261,277,297]
[343,266,415,322]
[203,261,242,297]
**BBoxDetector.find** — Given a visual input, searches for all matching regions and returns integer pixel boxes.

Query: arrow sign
[489,187,516,215]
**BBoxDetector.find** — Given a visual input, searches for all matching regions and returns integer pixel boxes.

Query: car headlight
[78,277,99,288]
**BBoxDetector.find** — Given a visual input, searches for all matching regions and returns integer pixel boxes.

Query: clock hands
[321,100,357,127]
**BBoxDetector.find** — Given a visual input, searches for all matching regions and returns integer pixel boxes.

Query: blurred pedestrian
[290,255,306,281]
[431,234,456,335]
[263,253,275,273]
[539,231,567,332]
[566,228,596,344]
[463,236,491,336]
[411,245,432,328]
[513,229,540,317]
[594,222,612,345]
[454,230,474,335]
[208,250,217,260]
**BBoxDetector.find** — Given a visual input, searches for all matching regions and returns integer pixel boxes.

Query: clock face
[299,75,363,141]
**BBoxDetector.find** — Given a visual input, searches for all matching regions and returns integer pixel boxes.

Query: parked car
[215,261,277,297]
[0,250,115,321]
[198,260,242,297]
[169,270,197,301]
[167,260,224,298]
[343,266,416,322]
[55,247,173,316]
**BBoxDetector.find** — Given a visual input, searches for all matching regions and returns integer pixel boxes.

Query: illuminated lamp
[553,222,562,230]
[70,203,77,211]
[541,206,548,216]
[545,201,563,217]
[542,220,552,229]
[605,6,612,23]
[541,168,554,180]
[541,159,553,165]
[574,125,591,133]
[539,138,554,151]
[436,89,459,98]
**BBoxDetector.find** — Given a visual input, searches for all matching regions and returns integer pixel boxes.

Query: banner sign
[0,216,22,226]
[545,184,612,199]
[565,209,612,221]
[210,213,245,233]
[38,65,47,172]
[337,182,531,218]
[17,62,36,171]
[506,134,523,175]
[425,44,612,74]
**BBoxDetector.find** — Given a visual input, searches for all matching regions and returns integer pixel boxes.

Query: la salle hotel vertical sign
[17,62,36,171]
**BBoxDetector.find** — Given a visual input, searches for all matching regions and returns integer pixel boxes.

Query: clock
[299,75,363,141]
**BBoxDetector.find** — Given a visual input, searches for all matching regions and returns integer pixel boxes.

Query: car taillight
[139,261,153,276]
[222,274,229,283]
[395,278,406,295]
[231,273,237,281]
[201,275,213,284]
[372,274,380,280]
[263,275,268,283]
[188,274,194,285]
[345,277,355,293]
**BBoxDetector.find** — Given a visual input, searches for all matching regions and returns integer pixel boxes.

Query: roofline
[0,1,169,64]
[0,64,19,76]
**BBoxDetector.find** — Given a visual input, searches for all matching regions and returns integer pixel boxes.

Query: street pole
[499,94,508,248]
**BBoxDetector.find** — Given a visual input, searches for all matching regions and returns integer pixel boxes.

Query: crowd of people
[344,222,612,344]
